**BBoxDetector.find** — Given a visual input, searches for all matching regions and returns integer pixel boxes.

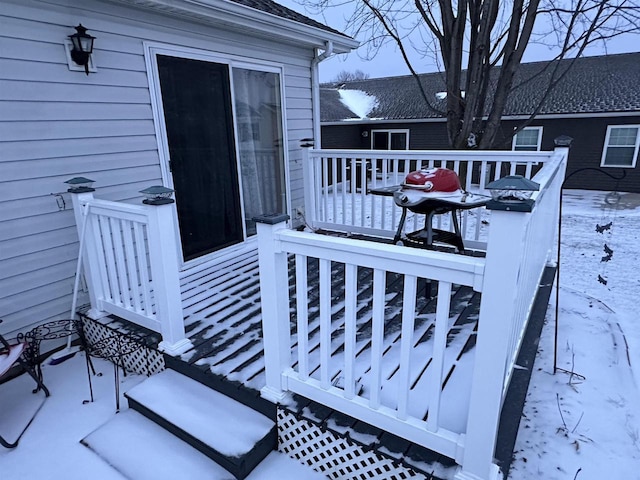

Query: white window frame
[371,129,410,150]
[600,125,640,168]
[512,126,543,151]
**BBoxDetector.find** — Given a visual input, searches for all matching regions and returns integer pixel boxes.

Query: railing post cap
[554,135,573,148]
[65,176,96,193]
[253,213,290,225]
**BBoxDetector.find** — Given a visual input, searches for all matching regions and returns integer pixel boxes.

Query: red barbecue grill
[370,168,490,251]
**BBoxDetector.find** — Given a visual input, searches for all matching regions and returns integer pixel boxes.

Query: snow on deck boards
[97,242,482,433]
[175,245,481,433]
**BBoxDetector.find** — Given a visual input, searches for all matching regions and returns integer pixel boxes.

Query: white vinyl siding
[0,0,315,336]
[601,125,640,168]
[512,127,543,151]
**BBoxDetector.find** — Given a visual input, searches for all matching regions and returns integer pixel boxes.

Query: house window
[601,125,640,168]
[371,129,409,150]
[512,127,543,151]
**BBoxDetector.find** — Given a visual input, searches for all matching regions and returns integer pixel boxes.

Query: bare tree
[333,69,371,82]
[300,0,640,148]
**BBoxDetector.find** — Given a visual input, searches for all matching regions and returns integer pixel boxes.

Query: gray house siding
[0,0,317,336]
[322,117,640,193]
[510,117,640,193]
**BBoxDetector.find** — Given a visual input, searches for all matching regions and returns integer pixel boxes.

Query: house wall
[322,116,640,193]
[501,117,640,193]
[0,0,316,336]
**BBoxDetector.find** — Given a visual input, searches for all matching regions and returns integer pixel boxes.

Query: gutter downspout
[311,41,334,147]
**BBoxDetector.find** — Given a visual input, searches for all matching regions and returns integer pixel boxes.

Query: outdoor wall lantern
[68,24,95,75]
[65,177,95,193]
[140,186,175,205]
[486,175,540,212]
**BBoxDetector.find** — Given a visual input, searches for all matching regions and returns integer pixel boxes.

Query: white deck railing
[302,148,556,249]
[258,145,569,480]
[257,221,485,460]
[69,191,189,355]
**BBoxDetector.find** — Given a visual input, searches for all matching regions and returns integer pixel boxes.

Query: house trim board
[106,0,358,53]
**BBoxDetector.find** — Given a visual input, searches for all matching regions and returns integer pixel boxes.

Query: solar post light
[486,175,540,212]
[140,186,175,205]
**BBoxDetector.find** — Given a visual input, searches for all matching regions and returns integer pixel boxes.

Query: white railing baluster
[320,258,331,389]
[331,156,338,223]
[123,220,142,313]
[426,281,452,432]
[100,215,120,306]
[359,160,367,227]
[525,161,533,179]
[296,254,309,380]
[89,212,111,305]
[344,263,358,400]
[133,222,152,315]
[397,274,417,420]
[351,158,357,226]
[341,159,348,225]
[111,217,131,309]
[322,158,329,222]
[369,268,386,410]
[369,158,378,228]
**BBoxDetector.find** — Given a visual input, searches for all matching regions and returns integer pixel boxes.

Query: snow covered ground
[0,190,638,480]
[508,190,640,480]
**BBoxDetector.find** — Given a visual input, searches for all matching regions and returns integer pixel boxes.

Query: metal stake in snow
[554,162,626,375]
[49,198,92,364]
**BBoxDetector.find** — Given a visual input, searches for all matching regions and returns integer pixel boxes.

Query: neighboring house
[0,0,357,337]
[320,52,640,193]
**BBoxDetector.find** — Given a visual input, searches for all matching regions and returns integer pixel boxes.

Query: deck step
[124,369,277,479]
[164,354,276,420]
[82,411,323,480]
[81,410,235,479]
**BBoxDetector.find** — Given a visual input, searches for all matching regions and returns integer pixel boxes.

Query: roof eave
[107,0,359,53]
[320,110,640,125]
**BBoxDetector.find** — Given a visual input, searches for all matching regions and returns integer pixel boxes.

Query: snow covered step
[81,410,236,479]
[123,369,276,479]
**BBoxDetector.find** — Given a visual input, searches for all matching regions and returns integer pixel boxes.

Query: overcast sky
[276,0,640,83]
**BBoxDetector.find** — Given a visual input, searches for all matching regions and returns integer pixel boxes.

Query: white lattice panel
[278,409,427,480]
[82,318,165,376]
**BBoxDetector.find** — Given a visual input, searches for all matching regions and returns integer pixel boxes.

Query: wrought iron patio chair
[0,320,50,448]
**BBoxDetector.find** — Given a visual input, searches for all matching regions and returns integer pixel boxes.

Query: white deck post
[546,139,571,265]
[145,200,190,355]
[456,207,530,480]
[68,186,108,320]
[301,146,317,227]
[255,214,292,403]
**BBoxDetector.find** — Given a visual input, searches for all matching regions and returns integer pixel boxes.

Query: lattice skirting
[277,409,428,480]
[81,317,165,376]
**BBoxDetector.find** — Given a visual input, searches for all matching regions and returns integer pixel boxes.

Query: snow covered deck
[71,144,569,480]
[83,240,554,479]
[93,242,482,414]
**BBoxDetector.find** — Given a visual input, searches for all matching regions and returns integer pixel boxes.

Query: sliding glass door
[152,49,288,262]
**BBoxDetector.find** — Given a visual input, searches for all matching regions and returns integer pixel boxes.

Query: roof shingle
[321,52,640,122]
[230,0,348,37]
